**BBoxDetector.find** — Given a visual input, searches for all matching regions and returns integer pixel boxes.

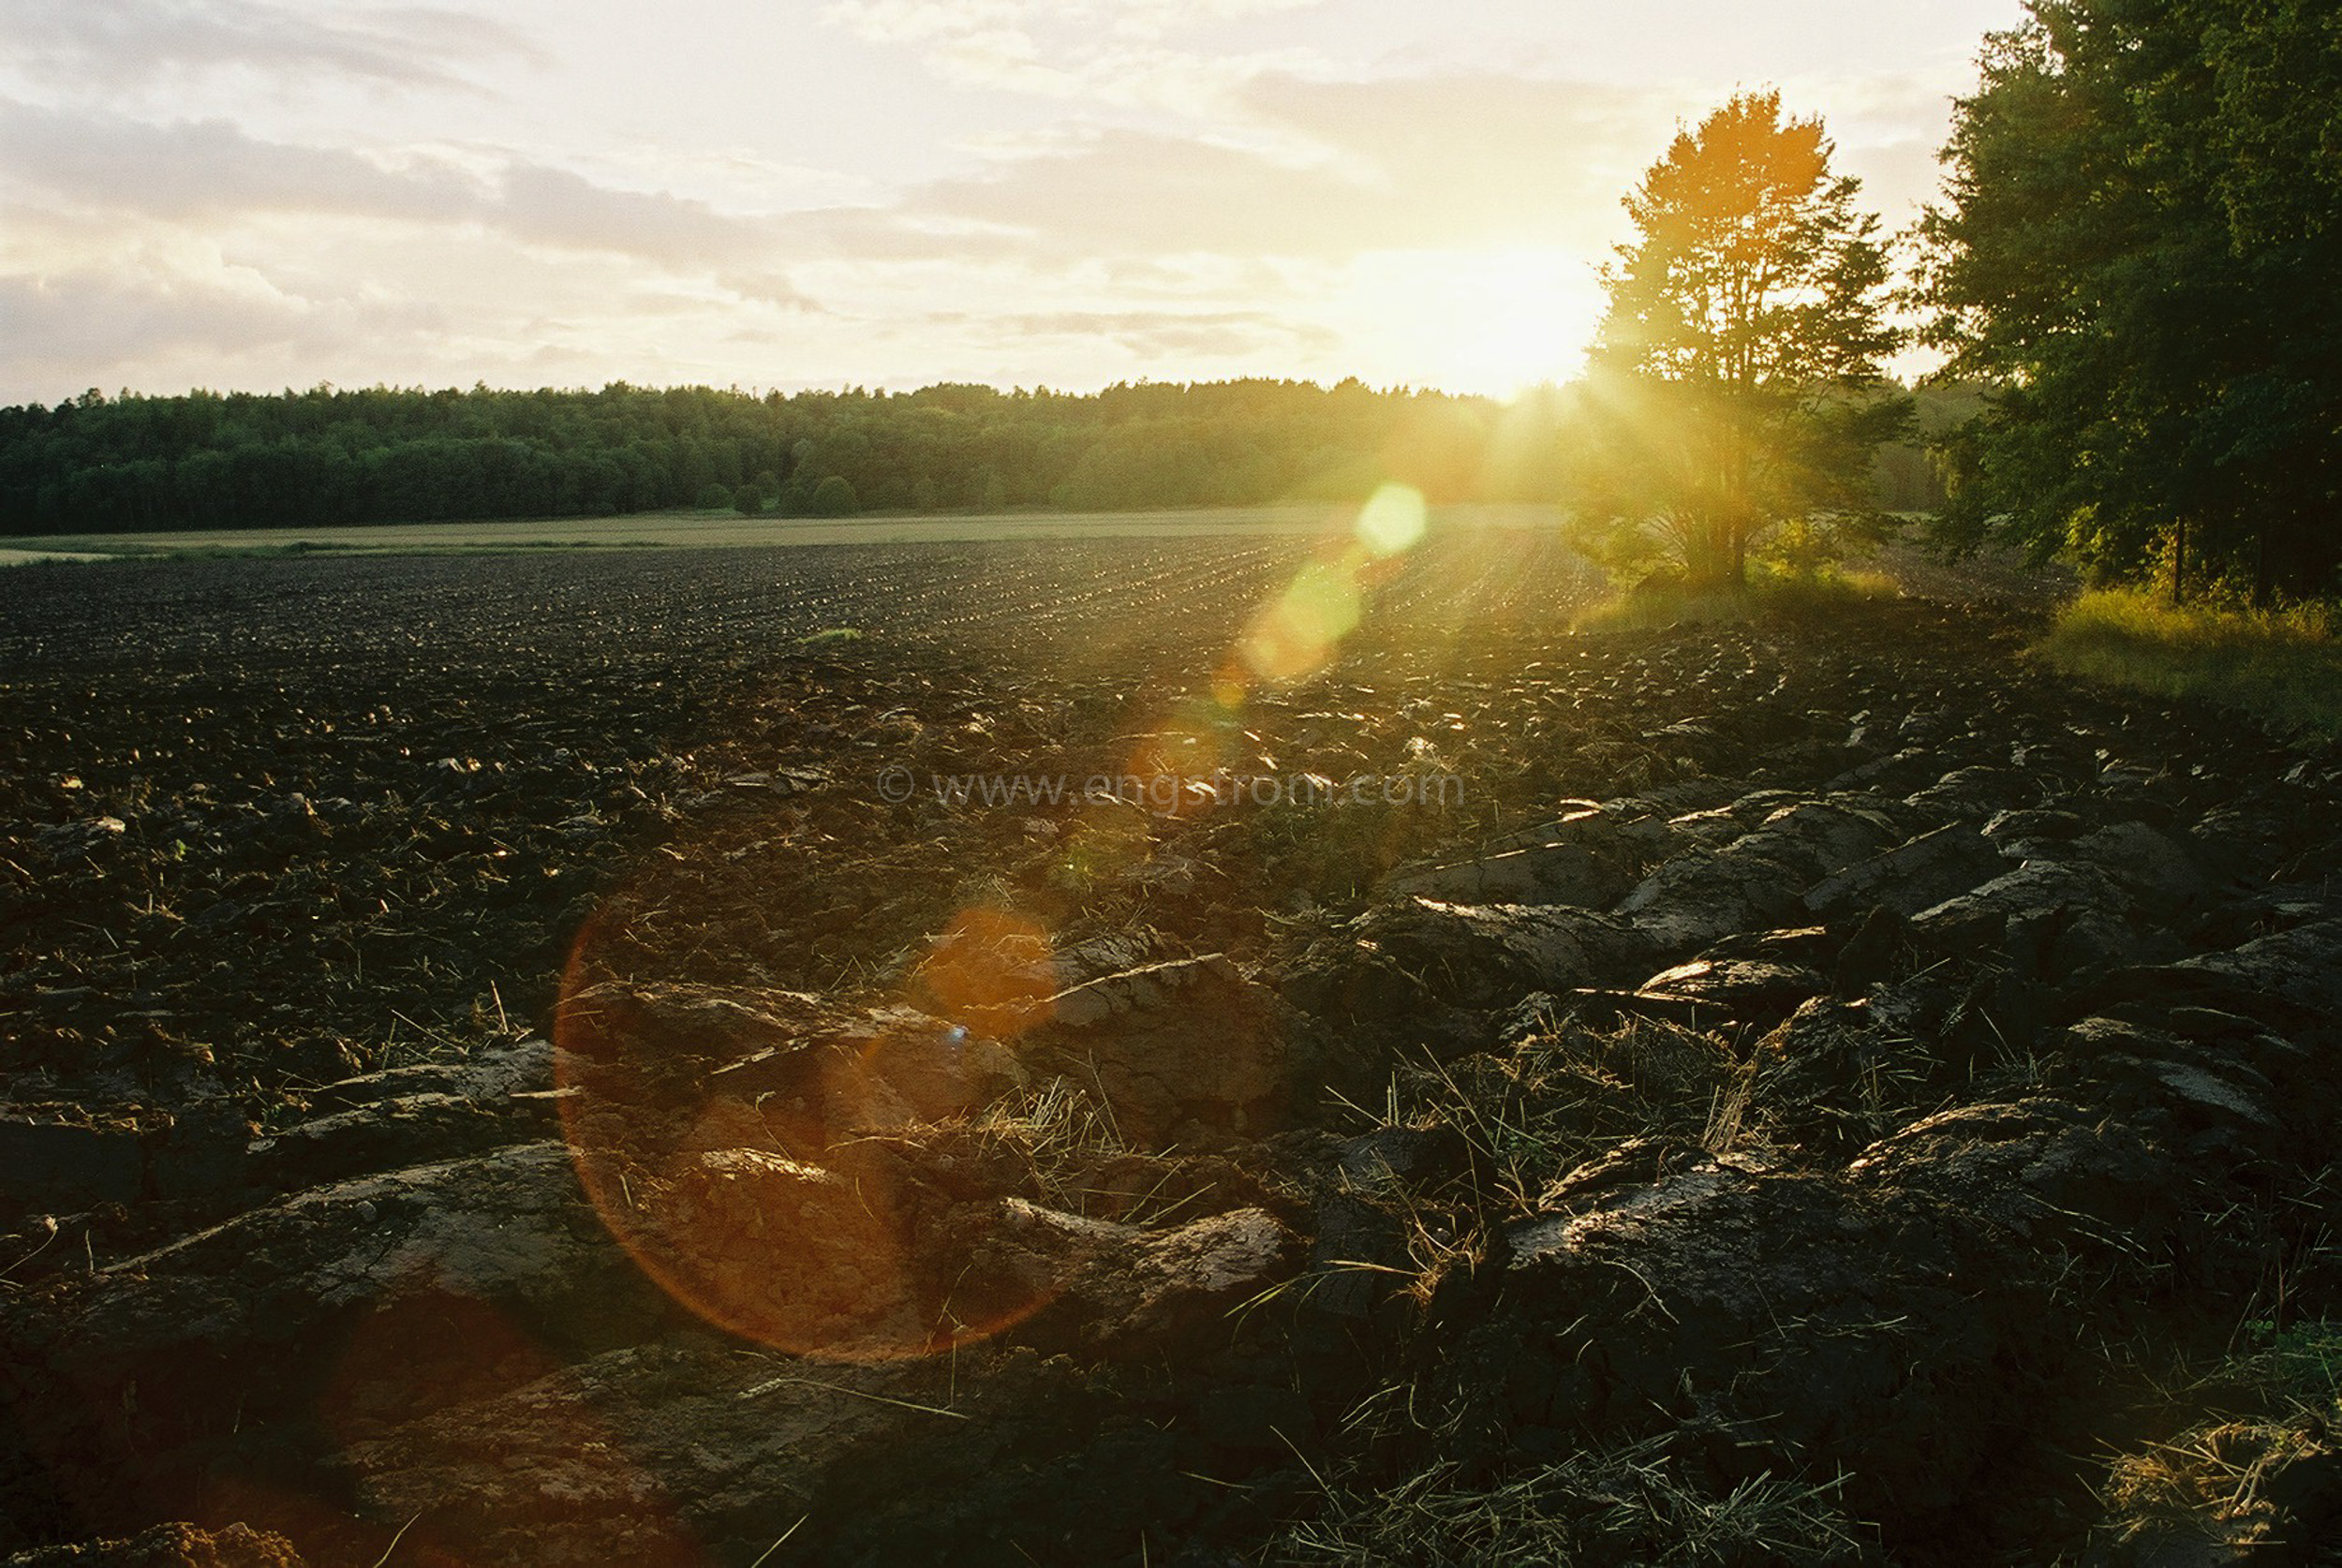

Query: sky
[0,0,2027,405]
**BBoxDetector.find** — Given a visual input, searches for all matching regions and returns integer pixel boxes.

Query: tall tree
[1920,0,2342,602]
[1578,90,1905,589]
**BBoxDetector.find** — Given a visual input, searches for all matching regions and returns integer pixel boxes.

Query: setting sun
[1344,247,1609,398]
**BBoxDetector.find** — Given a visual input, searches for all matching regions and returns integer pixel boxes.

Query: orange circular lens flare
[554,892,1073,1362]
[911,907,1057,1037]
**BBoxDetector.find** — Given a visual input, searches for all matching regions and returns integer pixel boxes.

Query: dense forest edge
[0,377,1956,537]
[1919,0,2341,608]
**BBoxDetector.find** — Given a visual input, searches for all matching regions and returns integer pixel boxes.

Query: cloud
[0,0,538,92]
[0,67,1873,292]
[1238,70,1684,220]
[821,0,1323,112]
[0,268,442,394]
[1839,137,1951,229]
[714,269,828,312]
[497,166,776,266]
[929,305,1341,358]
[0,100,481,222]
[0,26,1970,402]
[785,67,1950,272]
[0,102,796,271]
[803,73,1669,262]
[831,0,1320,45]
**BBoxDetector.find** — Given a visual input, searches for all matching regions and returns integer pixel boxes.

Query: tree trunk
[1682,516,1729,591]
[1724,416,1754,591]
[2172,517,2187,607]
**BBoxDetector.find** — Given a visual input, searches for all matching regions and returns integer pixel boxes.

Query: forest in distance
[0,375,1959,538]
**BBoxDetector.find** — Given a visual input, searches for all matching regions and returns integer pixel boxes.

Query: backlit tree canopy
[1577,90,1906,590]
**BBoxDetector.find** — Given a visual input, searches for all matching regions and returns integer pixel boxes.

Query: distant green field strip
[0,503,1570,559]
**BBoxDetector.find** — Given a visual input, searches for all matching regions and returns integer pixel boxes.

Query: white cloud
[0,266,444,395]
[789,73,1674,264]
[0,100,483,221]
[0,102,798,270]
[0,0,539,92]
[495,165,772,265]
[820,0,1324,114]
[827,0,1322,50]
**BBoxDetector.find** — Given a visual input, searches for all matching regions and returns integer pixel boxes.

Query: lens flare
[911,907,1057,1037]
[1355,482,1427,558]
[1239,555,1359,683]
[1236,487,1426,686]
[555,889,1075,1361]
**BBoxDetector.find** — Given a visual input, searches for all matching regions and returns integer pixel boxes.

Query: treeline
[0,377,1951,537]
[0,379,1588,535]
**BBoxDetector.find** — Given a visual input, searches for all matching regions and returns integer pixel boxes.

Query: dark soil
[4,530,2341,1566]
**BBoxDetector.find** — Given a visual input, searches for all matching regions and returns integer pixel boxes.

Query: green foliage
[1920,0,2342,602]
[806,474,857,517]
[1573,91,1908,590]
[2244,1320,2342,1409]
[736,469,777,514]
[0,377,1577,536]
[2038,587,2342,737]
[1573,565,1899,633]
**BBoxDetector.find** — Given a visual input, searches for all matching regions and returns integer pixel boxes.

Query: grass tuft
[2098,1319,2342,1555]
[1269,1438,1873,1567]
[2038,588,2342,739]
[1395,1017,1740,1218]
[1573,565,1899,633]
[961,1077,1208,1226]
[969,1076,1127,1208]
